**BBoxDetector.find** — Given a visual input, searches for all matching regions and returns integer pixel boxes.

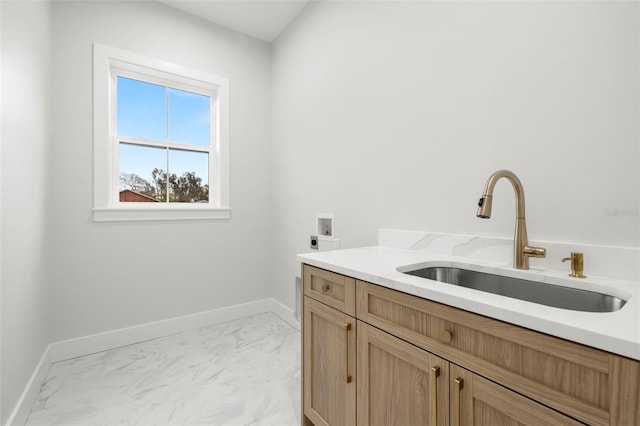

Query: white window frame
[93,43,230,222]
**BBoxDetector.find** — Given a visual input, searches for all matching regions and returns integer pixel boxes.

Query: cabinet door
[357,321,448,426]
[303,296,356,426]
[450,364,584,426]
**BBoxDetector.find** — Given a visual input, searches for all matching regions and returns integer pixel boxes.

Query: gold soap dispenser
[561,252,587,278]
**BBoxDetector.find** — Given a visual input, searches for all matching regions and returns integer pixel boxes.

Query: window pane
[117,77,166,141]
[168,149,209,203]
[119,143,166,203]
[168,88,210,147]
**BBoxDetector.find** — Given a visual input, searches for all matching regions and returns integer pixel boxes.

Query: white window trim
[93,43,230,222]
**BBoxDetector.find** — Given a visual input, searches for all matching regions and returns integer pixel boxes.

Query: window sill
[93,206,231,222]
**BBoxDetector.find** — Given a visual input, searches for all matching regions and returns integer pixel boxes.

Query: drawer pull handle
[321,284,330,293]
[454,377,464,426]
[430,366,440,425]
[345,323,352,384]
[440,330,453,343]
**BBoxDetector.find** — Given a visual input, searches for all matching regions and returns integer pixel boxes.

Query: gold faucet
[561,252,587,278]
[477,170,546,270]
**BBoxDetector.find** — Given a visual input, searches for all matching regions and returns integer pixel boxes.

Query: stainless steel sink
[403,266,627,312]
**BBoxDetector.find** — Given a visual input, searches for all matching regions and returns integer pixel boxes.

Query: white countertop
[298,245,640,361]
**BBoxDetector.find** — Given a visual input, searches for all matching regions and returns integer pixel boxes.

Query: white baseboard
[5,346,53,426]
[48,298,276,362]
[270,298,300,331]
[6,298,298,426]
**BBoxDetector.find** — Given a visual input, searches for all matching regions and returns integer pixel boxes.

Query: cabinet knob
[321,284,330,293]
[440,330,453,343]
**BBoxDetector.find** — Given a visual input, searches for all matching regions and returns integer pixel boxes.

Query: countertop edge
[298,248,640,361]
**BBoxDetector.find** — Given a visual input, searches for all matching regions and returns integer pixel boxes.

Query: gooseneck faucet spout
[477,170,546,270]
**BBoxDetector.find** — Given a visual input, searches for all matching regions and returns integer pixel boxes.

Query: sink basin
[402,266,627,312]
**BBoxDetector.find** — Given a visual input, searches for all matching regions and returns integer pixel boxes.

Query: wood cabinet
[357,321,448,426]
[302,264,640,426]
[356,280,640,426]
[450,365,583,426]
[303,296,356,426]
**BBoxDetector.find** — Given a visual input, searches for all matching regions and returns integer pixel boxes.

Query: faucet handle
[561,252,587,278]
[523,246,546,258]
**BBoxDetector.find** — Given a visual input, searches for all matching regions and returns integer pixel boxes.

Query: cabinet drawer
[304,264,356,316]
[356,281,628,426]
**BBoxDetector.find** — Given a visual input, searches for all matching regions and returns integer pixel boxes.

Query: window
[93,43,230,221]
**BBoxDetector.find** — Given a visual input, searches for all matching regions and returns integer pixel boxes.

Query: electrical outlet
[310,235,318,250]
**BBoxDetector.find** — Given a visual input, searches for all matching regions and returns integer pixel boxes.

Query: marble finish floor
[26,313,300,426]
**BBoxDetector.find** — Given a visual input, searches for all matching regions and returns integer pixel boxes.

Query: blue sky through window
[169,89,210,147]
[117,76,209,189]
[117,77,165,141]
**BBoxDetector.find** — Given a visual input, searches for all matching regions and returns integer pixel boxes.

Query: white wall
[50,1,273,341]
[2,0,638,418]
[1,1,52,422]
[271,1,640,308]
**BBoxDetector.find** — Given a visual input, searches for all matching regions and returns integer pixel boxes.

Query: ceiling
[158,0,310,43]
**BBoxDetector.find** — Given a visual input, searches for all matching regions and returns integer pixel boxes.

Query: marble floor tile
[26,313,300,426]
